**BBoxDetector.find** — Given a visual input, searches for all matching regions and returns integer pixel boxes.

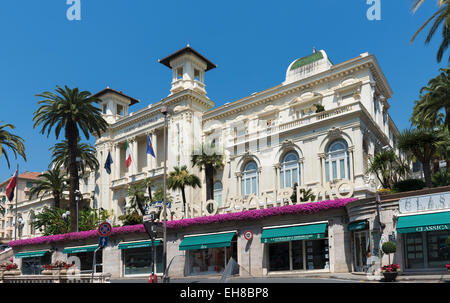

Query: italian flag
[125,141,132,168]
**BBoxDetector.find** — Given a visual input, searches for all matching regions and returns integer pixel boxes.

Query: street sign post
[98,222,112,237]
[243,231,253,275]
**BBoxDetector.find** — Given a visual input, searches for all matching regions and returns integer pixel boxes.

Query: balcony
[111,177,128,190]
[227,102,359,149]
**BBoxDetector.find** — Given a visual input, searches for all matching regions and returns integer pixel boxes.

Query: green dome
[290,52,324,71]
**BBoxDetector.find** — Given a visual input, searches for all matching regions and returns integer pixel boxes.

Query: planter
[2,270,21,276]
[41,269,67,275]
[382,272,398,282]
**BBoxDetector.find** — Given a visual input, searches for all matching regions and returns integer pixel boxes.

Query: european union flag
[104,151,113,175]
[147,134,155,158]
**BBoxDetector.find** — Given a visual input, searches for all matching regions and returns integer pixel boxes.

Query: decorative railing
[228,102,359,147]
[111,177,128,188]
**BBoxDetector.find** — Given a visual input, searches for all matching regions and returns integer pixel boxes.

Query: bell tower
[159,45,217,96]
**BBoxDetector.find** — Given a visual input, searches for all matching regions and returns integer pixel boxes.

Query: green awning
[118,240,161,250]
[15,250,49,258]
[63,245,98,254]
[348,221,368,231]
[397,211,450,234]
[261,223,327,244]
[179,232,236,251]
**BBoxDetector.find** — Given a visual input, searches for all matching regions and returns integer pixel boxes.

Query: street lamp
[160,105,170,283]
[74,190,81,233]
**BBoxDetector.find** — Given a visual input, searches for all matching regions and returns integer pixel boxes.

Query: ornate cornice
[203,55,391,122]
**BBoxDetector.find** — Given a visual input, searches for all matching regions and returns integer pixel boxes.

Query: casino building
[10,46,448,279]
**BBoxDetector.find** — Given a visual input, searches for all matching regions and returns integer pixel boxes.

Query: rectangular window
[68,252,102,273]
[117,104,124,116]
[194,69,200,81]
[123,246,163,275]
[340,159,345,179]
[268,239,329,272]
[332,161,337,180]
[102,104,107,114]
[177,67,183,79]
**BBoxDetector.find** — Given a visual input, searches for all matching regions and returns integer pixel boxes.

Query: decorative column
[348,146,355,182]
[152,131,158,168]
[318,153,326,185]
[114,143,121,180]
[273,163,281,192]
[299,158,305,186]
[130,137,138,176]
[235,172,242,197]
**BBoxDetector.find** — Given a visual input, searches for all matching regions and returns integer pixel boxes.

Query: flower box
[382,272,398,282]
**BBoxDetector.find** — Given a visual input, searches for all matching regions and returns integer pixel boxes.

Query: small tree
[382,241,397,265]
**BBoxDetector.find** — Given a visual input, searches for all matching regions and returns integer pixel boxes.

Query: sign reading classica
[399,192,450,214]
[416,224,450,232]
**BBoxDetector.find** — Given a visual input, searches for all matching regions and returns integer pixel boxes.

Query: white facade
[91,46,401,224]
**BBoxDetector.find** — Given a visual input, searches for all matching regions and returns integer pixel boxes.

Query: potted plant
[381,241,399,282]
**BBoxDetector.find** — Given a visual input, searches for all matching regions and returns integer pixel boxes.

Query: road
[111,277,361,283]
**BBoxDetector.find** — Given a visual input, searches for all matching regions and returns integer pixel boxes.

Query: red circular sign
[244,230,253,241]
[98,222,112,237]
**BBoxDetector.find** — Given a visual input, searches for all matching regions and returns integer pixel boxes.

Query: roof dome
[284,50,333,85]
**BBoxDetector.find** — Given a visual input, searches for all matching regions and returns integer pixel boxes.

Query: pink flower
[8,198,357,248]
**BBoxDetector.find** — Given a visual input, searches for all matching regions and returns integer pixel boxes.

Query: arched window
[280,151,300,189]
[241,161,258,196]
[213,181,223,207]
[325,140,350,182]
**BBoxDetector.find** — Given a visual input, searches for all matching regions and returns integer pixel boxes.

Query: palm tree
[127,182,150,216]
[411,68,450,132]
[191,149,224,201]
[50,138,99,174]
[0,123,26,168]
[167,166,201,216]
[410,0,450,62]
[29,167,69,209]
[397,128,444,187]
[142,177,154,201]
[33,85,108,232]
[367,150,410,189]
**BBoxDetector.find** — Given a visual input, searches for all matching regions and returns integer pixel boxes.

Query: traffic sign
[99,236,108,247]
[244,230,253,241]
[98,222,112,237]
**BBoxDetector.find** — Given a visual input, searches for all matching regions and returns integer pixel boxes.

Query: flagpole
[14,164,18,241]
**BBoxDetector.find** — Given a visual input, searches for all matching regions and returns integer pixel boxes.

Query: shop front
[63,244,102,273]
[397,211,450,271]
[347,220,370,272]
[180,231,238,275]
[15,250,52,275]
[262,222,330,272]
[119,239,163,276]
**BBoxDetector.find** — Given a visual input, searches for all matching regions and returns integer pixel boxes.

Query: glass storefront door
[353,231,369,272]
[123,246,163,275]
[187,236,238,275]
[68,251,102,273]
[267,238,329,272]
[21,253,51,275]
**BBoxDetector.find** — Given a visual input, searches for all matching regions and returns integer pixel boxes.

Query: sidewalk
[253,272,450,283]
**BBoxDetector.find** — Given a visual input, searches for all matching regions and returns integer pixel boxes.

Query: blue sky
[0,0,447,181]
